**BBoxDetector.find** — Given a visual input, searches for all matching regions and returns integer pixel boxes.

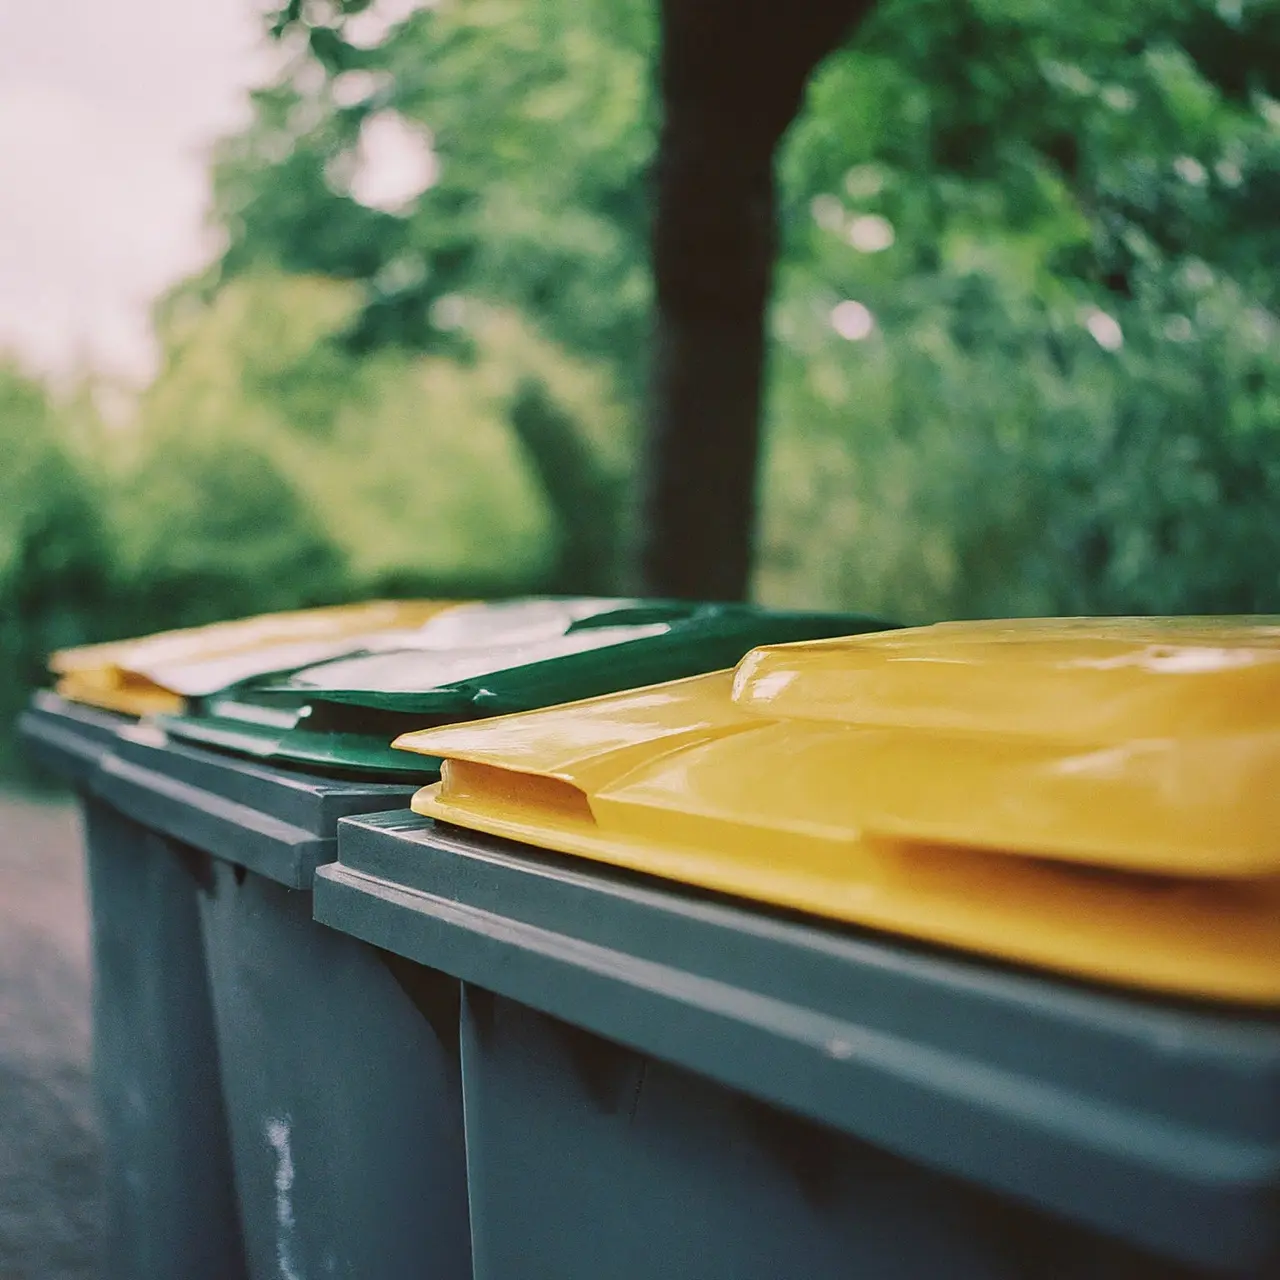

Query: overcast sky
[0,0,271,381]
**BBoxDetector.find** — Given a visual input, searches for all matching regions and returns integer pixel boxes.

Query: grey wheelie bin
[317,811,1280,1280]
[19,601,456,1280]
[314,617,1280,1279]
[18,692,249,1280]
[90,723,465,1280]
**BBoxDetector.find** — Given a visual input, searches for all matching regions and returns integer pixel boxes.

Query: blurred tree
[221,0,655,386]
[0,364,114,774]
[112,435,352,629]
[202,0,653,594]
[759,0,1280,620]
[178,0,1280,619]
[140,271,632,597]
[215,0,882,600]
[641,0,877,599]
[656,0,1280,599]
[805,0,1280,306]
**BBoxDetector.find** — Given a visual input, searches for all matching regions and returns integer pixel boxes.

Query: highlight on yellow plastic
[396,616,1280,1003]
[49,599,462,716]
[731,615,1280,740]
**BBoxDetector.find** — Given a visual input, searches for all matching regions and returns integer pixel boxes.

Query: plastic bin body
[459,990,1020,1280]
[93,727,470,1280]
[19,692,249,1280]
[317,812,1280,1280]
[82,798,249,1280]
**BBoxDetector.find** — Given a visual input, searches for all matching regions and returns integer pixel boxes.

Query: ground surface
[0,792,101,1280]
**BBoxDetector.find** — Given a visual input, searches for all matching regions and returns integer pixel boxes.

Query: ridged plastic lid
[733,616,1280,739]
[271,600,891,713]
[155,601,894,774]
[396,617,1280,1002]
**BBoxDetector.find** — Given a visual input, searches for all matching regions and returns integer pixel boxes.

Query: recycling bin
[19,600,459,1280]
[90,724,468,1280]
[317,811,1280,1279]
[399,617,1280,1003]
[18,692,249,1280]
[316,616,1280,1278]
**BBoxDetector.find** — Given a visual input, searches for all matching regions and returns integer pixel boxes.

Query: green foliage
[198,0,655,603]
[213,0,657,400]
[758,0,1280,621]
[202,0,1280,625]
[759,274,1280,621]
[139,272,630,590]
[0,364,114,776]
[111,434,351,627]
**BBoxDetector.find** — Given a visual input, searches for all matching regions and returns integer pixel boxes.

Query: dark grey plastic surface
[457,988,1186,1280]
[81,795,250,1280]
[195,856,471,1280]
[317,811,1280,1277]
[84,717,468,1280]
[18,690,130,785]
[93,723,415,888]
[19,694,249,1280]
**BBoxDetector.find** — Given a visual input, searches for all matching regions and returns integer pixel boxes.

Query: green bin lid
[156,597,896,776]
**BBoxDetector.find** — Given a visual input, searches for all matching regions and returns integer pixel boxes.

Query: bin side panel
[82,796,248,1280]
[317,817,1280,1275]
[94,753,327,888]
[198,861,471,1280]
[109,727,415,833]
[460,989,1197,1280]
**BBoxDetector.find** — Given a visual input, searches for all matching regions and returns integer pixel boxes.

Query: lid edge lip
[410,785,1280,1010]
[92,751,326,889]
[338,809,1280,1040]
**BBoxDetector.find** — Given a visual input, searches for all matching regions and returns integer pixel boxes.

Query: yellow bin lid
[396,617,1280,1003]
[50,599,461,717]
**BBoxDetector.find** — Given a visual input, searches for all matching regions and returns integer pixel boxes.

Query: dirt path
[0,792,101,1280]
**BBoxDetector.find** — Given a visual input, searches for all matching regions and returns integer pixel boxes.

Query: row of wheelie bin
[20,598,1280,1280]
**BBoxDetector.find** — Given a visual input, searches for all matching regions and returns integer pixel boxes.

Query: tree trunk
[639,0,878,600]
[507,376,626,595]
